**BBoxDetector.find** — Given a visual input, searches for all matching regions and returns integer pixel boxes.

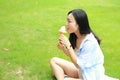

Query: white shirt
[76,33,105,80]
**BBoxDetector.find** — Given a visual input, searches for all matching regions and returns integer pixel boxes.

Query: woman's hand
[57,42,70,56]
[57,34,71,56]
[57,41,65,50]
[58,34,71,47]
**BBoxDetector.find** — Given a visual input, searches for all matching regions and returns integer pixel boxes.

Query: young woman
[50,9,105,80]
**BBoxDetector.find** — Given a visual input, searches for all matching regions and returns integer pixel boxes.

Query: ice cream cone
[59,26,66,34]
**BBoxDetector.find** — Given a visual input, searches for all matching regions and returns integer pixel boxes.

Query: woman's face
[66,13,78,34]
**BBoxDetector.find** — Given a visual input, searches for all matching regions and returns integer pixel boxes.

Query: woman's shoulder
[80,33,98,49]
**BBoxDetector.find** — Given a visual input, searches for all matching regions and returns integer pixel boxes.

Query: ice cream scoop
[59,26,66,34]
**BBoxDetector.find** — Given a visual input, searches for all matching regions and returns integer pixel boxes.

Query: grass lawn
[0,0,120,80]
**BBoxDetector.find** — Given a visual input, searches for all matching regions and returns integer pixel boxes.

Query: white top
[74,33,119,80]
[75,33,105,80]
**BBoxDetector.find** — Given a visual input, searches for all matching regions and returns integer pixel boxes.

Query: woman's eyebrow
[67,18,71,21]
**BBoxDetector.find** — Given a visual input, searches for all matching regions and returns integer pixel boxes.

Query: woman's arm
[67,47,79,68]
[58,34,79,68]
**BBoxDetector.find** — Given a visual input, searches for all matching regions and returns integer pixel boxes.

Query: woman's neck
[74,31,87,49]
[74,30,86,39]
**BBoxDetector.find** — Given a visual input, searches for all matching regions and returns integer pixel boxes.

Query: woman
[50,9,105,80]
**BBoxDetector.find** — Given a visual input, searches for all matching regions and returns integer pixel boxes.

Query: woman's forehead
[67,13,75,20]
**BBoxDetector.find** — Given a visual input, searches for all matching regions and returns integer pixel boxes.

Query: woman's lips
[66,27,69,31]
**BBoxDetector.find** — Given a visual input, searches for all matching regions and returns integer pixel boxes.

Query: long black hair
[68,9,101,49]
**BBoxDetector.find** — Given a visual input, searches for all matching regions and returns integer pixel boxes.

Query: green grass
[0,0,120,80]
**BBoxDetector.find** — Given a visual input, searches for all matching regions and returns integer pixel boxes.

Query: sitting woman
[50,9,118,80]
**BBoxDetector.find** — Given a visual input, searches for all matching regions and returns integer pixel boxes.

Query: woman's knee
[50,57,59,65]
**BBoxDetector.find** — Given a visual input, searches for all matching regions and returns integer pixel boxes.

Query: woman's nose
[66,22,68,26]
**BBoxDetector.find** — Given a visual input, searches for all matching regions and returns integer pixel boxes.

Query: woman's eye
[68,20,72,23]
[67,18,72,23]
